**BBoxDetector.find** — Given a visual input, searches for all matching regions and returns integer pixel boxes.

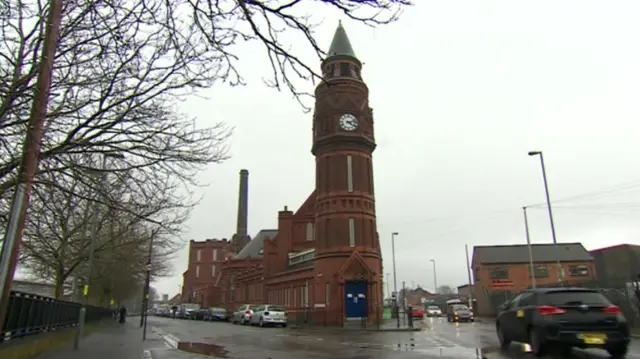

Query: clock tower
[312,22,382,325]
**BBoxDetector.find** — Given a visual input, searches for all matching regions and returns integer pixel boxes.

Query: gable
[338,251,374,278]
[293,190,317,219]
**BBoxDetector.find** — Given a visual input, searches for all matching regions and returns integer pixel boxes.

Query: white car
[249,304,287,327]
[426,305,443,317]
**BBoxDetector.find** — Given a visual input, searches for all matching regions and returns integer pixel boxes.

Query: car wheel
[496,323,511,350]
[606,345,628,358]
[528,327,546,357]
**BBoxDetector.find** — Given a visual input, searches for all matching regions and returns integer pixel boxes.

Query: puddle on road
[177,341,229,357]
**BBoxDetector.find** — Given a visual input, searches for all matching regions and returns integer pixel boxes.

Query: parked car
[495,287,629,358]
[447,304,474,323]
[411,306,425,319]
[232,304,258,325]
[178,303,201,319]
[204,307,232,322]
[426,305,443,317]
[249,304,287,327]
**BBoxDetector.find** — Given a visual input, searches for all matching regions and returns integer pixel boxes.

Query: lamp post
[528,151,563,282]
[141,231,154,330]
[430,259,438,294]
[74,153,124,350]
[523,206,536,288]
[391,232,399,328]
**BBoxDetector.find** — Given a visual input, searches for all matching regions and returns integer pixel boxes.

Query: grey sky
[155,1,640,296]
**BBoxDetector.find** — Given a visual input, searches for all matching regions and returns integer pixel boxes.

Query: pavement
[148,315,640,359]
[34,317,168,359]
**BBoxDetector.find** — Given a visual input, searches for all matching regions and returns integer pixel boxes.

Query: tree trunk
[54,264,64,299]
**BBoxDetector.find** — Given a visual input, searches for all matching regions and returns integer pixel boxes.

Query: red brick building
[213,22,383,326]
[181,168,250,306]
[471,243,596,316]
[181,238,232,305]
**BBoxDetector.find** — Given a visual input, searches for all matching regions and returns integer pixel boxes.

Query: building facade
[471,243,596,316]
[181,238,232,306]
[590,244,640,285]
[214,22,383,326]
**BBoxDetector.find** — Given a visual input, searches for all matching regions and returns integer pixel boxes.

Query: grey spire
[327,20,357,58]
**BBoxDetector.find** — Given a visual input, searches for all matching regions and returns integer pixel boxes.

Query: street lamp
[430,259,438,294]
[74,153,124,350]
[528,151,563,282]
[391,232,399,328]
[141,231,154,331]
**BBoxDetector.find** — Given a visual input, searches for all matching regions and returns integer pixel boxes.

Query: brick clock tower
[312,22,382,325]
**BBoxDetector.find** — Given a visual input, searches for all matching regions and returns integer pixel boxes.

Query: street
[148,316,640,359]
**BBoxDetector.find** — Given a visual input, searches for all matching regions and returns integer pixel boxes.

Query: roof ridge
[474,242,584,248]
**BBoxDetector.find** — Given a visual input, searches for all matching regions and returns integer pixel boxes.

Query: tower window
[196,249,201,261]
[325,282,330,305]
[212,264,216,277]
[324,63,335,79]
[348,218,355,247]
[196,265,200,278]
[346,155,353,193]
[339,62,351,78]
[306,222,314,241]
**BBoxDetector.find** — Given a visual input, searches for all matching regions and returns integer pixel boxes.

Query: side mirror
[499,302,510,311]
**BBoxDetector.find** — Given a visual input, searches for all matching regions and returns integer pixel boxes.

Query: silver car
[232,304,258,325]
[447,304,474,322]
[249,304,287,327]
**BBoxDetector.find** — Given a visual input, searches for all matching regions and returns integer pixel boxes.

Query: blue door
[344,281,368,318]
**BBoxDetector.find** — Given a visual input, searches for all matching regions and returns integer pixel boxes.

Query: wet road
[148,316,640,359]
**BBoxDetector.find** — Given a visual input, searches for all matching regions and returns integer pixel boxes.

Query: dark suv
[495,287,629,358]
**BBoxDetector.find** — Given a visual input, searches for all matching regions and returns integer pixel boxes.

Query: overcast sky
[154,1,640,297]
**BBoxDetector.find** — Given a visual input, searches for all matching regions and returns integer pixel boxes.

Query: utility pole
[391,232,399,328]
[0,0,64,328]
[430,259,438,294]
[464,245,474,309]
[523,206,536,288]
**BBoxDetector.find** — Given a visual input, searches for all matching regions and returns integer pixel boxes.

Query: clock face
[339,114,358,131]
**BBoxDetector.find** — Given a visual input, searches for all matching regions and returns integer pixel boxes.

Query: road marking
[152,326,179,349]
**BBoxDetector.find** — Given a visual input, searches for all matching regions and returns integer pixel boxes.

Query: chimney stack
[236,169,249,237]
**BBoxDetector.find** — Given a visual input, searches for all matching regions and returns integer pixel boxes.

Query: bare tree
[1,0,410,297]
[0,0,410,196]
[20,156,187,301]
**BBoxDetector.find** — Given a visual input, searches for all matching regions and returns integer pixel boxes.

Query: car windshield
[452,304,469,311]
[543,290,610,306]
[249,306,260,310]
[268,306,285,312]
[428,306,440,310]
[183,303,200,310]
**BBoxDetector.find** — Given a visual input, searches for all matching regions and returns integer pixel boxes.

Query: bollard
[74,307,86,350]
